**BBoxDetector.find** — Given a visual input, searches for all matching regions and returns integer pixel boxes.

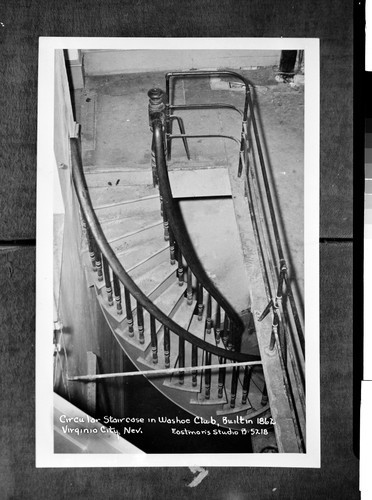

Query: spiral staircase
[55,66,305,453]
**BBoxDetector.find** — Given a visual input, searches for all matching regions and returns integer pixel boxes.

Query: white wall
[83,49,281,76]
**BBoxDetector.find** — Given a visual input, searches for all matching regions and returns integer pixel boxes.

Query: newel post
[148,88,166,187]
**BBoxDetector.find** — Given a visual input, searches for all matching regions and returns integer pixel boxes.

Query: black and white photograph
[2,1,362,498]
[36,38,319,467]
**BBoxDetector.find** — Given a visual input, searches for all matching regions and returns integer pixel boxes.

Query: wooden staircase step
[130,258,176,299]
[190,354,228,406]
[115,279,187,351]
[84,169,153,188]
[216,365,266,417]
[89,184,158,208]
[137,293,195,369]
[113,224,167,268]
[216,366,253,415]
[96,261,177,324]
[95,195,160,224]
[163,313,205,393]
[102,218,162,244]
[82,245,170,293]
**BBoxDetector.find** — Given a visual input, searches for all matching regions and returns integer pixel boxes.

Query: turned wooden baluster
[227,320,235,351]
[223,314,230,345]
[162,204,169,241]
[242,365,251,405]
[206,294,212,335]
[230,365,239,408]
[186,267,193,305]
[86,226,97,272]
[112,272,123,316]
[81,215,96,272]
[164,326,170,368]
[191,344,198,387]
[177,247,184,285]
[169,225,176,265]
[178,337,185,385]
[150,135,158,187]
[215,304,221,344]
[197,283,204,320]
[93,241,103,282]
[137,302,145,344]
[218,357,226,398]
[148,88,165,186]
[204,351,212,399]
[102,255,113,306]
[124,287,134,336]
[150,315,158,364]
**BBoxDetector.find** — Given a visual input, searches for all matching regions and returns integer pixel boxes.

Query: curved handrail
[166,70,250,120]
[70,138,258,362]
[152,120,245,336]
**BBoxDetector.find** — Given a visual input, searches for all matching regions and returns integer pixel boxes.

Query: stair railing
[151,119,245,354]
[70,138,261,403]
[149,70,306,450]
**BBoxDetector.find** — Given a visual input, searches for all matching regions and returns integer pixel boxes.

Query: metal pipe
[67,360,262,382]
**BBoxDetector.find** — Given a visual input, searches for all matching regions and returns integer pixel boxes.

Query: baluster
[150,135,158,187]
[206,294,212,335]
[159,194,164,217]
[227,320,234,351]
[218,357,226,398]
[124,287,134,335]
[242,366,251,405]
[177,248,184,285]
[178,337,185,385]
[112,272,123,316]
[162,205,169,241]
[93,242,103,282]
[205,351,211,399]
[150,315,158,364]
[230,365,239,408]
[102,255,113,306]
[137,302,145,344]
[228,322,235,352]
[261,382,269,406]
[223,314,230,345]
[186,267,193,305]
[191,344,198,387]
[169,226,176,265]
[215,304,221,344]
[163,327,170,368]
[85,225,96,272]
[197,283,204,320]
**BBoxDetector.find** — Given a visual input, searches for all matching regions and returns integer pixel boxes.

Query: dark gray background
[0,1,360,498]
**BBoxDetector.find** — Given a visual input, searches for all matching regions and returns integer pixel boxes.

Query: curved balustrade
[70,137,261,411]
[152,121,245,351]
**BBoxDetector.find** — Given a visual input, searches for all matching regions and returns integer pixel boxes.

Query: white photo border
[36,37,320,468]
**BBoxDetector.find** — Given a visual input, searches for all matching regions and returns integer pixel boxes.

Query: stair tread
[115,279,187,351]
[113,224,167,269]
[89,184,158,208]
[96,195,160,224]
[138,293,195,368]
[97,259,176,323]
[164,312,204,393]
[84,169,153,187]
[191,353,228,406]
[129,256,176,298]
[102,217,162,243]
